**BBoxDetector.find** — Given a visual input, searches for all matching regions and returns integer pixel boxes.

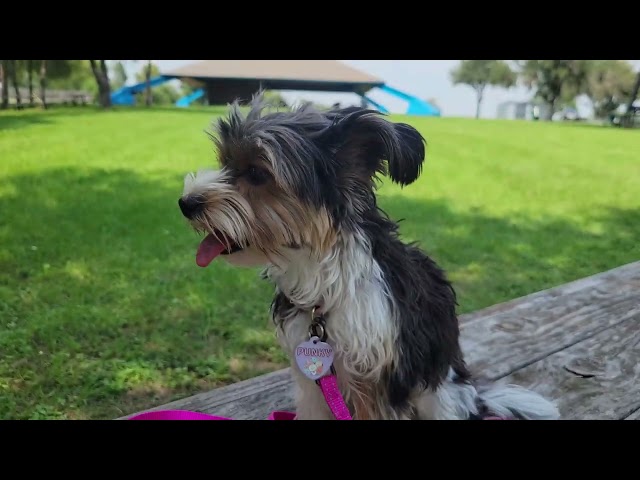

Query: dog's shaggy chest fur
[179,97,560,420]
[266,223,470,420]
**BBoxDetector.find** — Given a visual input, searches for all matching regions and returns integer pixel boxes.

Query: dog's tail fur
[474,383,561,420]
[418,372,560,420]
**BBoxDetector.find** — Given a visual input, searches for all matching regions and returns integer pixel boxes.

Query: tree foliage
[262,90,288,108]
[623,70,640,127]
[518,60,591,119]
[133,62,181,105]
[8,60,22,108]
[47,61,96,92]
[584,60,636,119]
[110,61,128,90]
[450,60,516,118]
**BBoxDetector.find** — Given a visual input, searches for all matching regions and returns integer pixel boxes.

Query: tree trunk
[90,60,112,108]
[473,85,485,119]
[28,60,34,106]
[545,97,556,120]
[1,61,8,110]
[145,60,152,106]
[623,70,640,128]
[10,60,22,109]
[100,60,111,108]
[39,60,47,109]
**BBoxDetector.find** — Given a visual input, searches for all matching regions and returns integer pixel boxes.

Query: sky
[126,60,640,119]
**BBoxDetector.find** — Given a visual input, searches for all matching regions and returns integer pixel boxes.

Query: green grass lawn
[1,106,638,420]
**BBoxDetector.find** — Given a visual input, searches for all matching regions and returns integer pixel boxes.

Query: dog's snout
[178,195,204,219]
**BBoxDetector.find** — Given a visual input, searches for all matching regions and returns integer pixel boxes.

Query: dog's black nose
[178,196,204,219]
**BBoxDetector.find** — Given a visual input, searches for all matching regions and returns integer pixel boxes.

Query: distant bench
[9,87,92,106]
[121,261,640,420]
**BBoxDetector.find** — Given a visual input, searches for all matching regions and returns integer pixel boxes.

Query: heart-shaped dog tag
[294,336,334,381]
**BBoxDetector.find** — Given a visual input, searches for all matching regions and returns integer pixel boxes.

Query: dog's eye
[246,166,270,186]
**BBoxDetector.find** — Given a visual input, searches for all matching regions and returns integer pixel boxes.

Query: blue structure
[111,75,205,108]
[110,76,172,105]
[360,84,440,116]
[176,88,205,107]
[360,94,389,113]
[111,70,440,117]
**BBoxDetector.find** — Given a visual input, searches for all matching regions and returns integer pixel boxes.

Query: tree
[518,60,590,120]
[9,60,22,109]
[450,60,516,118]
[585,60,636,120]
[111,61,128,90]
[134,62,181,105]
[39,60,47,109]
[36,60,73,109]
[145,60,152,106]
[1,61,8,109]
[263,90,288,108]
[0,60,84,109]
[89,60,111,108]
[3,60,28,107]
[623,70,640,127]
[180,80,206,106]
[27,60,34,106]
[49,61,95,95]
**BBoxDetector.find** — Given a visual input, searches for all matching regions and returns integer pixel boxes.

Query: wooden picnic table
[122,261,640,420]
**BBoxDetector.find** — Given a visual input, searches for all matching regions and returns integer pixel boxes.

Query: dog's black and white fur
[178,96,560,420]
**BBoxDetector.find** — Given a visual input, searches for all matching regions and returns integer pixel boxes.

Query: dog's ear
[320,108,426,186]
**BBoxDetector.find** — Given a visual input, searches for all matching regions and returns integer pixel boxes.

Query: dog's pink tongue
[196,234,226,267]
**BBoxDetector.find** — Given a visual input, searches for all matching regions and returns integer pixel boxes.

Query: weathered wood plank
[460,261,640,380]
[121,368,295,420]
[122,261,640,419]
[496,315,640,420]
[460,261,640,324]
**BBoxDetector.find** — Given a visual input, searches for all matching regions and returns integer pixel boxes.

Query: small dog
[178,96,560,420]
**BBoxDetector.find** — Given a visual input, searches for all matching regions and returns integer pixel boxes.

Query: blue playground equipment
[176,88,205,107]
[111,75,205,107]
[110,76,173,105]
[359,84,441,116]
[112,75,440,116]
[361,94,389,113]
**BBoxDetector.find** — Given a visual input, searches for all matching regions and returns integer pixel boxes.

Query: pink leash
[128,373,507,420]
[129,410,233,420]
[129,372,350,421]
[127,311,499,421]
[128,307,503,420]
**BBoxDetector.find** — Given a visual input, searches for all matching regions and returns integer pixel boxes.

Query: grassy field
[1,106,638,420]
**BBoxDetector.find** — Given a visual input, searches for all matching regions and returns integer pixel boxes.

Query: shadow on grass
[379,194,639,312]
[0,106,108,131]
[0,105,228,133]
[0,167,279,419]
[0,167,638,419]
[0,112,56,130]
[109,105,230,116]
